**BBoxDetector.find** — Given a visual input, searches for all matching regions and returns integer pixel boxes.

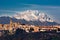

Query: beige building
[0,19,60,33]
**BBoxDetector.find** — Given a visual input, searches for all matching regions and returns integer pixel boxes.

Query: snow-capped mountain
[14,10,38,21]
[0,10,59,26]
[14,10,53,22]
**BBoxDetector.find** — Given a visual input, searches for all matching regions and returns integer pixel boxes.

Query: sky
[0,0,60,23]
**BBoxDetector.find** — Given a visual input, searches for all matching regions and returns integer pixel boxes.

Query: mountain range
[0,10,59,26]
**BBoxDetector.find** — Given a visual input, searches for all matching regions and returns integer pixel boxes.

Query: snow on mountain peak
[38,13,53,22]
[14,10,54,22]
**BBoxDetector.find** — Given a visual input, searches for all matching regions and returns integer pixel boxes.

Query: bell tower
[10,18,13,26]
[9,18,13,30]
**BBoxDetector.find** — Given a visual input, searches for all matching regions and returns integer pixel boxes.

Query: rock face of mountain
[0,10,59,26]
[0,16,18,24]
[0,16,58,26]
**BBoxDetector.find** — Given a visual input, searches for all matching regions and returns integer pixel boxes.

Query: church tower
[10,18,13,27]
[9,18,13,31]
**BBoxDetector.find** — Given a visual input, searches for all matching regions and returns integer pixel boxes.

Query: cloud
[0,10,17,12]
